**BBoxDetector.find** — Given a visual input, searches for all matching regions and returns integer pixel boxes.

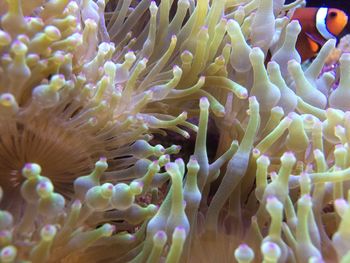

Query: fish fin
[306,37,320,53]
[305,32,326,46]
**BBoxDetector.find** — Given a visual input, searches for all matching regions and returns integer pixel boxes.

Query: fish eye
[329,11,337,18]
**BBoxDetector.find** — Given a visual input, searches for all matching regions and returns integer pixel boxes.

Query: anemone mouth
[0,114,95,212]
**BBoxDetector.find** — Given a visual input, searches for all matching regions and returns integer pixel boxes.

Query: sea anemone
[0,0,350,262]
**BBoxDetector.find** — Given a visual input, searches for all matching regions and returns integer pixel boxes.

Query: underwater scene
[0,0,350,262]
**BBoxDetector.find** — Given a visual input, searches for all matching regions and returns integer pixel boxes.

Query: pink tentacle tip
[199,97,209,108]
[238,243,250,249]
[72,199,82,208]
[129,234,136,242]
[174,226,186,232]
[155,230,167,239]
[165,163,172,171]
[1,94,12,101]
[248,96,257,103]
[334,199,347,208]
[267,242,278,250]
[37,182,48,191]
[240,90,248,99]
[284,151,295,157]
[266,196,278,202]
[134,181,144,189]
[301,194,312,202]
[24,163,32,170]
[173,226,187,238]
[252,148,260,157]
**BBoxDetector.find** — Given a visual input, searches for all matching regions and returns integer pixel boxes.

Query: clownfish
[291,7,349,61]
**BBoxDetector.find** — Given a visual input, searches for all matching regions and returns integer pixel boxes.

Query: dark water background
[286,0,350,10]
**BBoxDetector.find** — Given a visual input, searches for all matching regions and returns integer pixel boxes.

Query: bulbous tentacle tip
[235,244,255,263]
[22,163,42,178]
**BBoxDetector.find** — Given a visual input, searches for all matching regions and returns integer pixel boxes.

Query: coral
[0,0,350,262]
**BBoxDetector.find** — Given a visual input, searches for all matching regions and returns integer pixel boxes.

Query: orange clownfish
[291,7,348,61]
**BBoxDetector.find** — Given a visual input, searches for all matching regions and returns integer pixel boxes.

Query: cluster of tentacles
[0,0,350,262]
